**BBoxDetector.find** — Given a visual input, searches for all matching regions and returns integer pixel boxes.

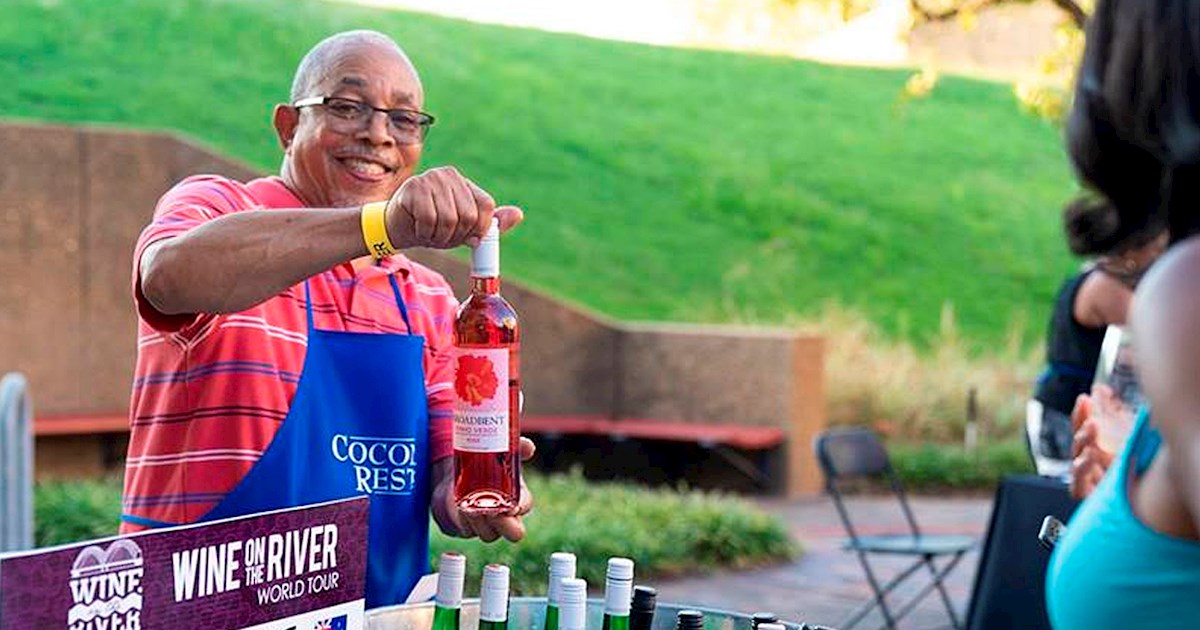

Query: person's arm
[1131,240,1200,523]
[141,166,521,317]
[140,207,363,316]
[1073,270,1134,328]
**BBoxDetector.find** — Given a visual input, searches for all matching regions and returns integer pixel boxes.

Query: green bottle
[559,577,589,630]
[545,552,578,630]
[601,558,634,630]
[480,564,511,630]
[433,552,466,630]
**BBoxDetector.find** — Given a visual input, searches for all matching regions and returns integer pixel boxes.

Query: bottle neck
[471,275,501,295]
[543,605,559,630]
[433,605,461,630]
[603,614,631,630]
[604,576,632,617]
[471,219,500,278]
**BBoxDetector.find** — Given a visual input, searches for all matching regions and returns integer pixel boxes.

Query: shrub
[34,476,123,547]
[432,470,798,594]
[890,439,1034,491]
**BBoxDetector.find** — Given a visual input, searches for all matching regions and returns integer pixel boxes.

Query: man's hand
[431,437,536,542]
[386,166,523,250]
[1070,394,1116,500]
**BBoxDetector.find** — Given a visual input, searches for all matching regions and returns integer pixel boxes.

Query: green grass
[33,472,797,592]
[0,0,1077,347]
[890,439,1034,491]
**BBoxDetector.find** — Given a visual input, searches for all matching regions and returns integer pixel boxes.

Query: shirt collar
[354,252,413,277]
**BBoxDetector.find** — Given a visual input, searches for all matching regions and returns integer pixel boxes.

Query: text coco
[330,434,418,495]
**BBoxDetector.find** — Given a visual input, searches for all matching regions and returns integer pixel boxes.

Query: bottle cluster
[431,551,790,630]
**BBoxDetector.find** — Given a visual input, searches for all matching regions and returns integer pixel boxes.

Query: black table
[965,474,1080,630]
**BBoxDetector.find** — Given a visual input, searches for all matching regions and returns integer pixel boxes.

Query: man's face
[277,43,424,208]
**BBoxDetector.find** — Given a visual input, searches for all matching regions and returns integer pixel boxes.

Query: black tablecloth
[965,474,1080,630]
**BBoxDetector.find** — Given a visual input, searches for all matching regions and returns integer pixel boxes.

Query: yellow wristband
[361,201,396,260]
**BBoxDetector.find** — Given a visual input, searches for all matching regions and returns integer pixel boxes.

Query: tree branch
[909,0,1087,28]
[1047,0,1087,28]
[908,0,1002,23]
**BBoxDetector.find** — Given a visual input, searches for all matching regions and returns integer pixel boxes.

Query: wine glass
[1091,325,1142,453]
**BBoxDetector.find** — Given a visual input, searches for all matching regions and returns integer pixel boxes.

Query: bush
[889,439,1034,491]
[34,472,798,594]
[431,470,798,594]
[35,476,123,547]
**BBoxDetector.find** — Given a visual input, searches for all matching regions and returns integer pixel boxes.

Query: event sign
[0,497,369,630]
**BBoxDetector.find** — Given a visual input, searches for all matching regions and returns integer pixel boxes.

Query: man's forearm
[141,207,365,315]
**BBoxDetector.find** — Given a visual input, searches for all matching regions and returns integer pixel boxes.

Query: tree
[905,0,1093,120]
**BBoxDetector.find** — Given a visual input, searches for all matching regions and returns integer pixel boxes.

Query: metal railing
[0,373,33,552]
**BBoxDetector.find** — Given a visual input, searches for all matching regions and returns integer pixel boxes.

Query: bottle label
[452,347,510,453]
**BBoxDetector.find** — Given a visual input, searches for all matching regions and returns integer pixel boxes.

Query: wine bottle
[601,558,634,630]
[479,564,511,630]
[559,577,589,630]
[545,552,578,630]
[676,610,704,630]
[630,586,657,630]
[432,552,466,630]
[750,613,778,630]
[453,217,521,515]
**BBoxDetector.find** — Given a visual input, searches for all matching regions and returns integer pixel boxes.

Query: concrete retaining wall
[1,122,825,494]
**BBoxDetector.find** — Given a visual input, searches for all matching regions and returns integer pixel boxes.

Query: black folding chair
[814,427,976,630]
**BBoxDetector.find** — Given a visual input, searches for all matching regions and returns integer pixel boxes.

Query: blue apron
[123,274,432,608]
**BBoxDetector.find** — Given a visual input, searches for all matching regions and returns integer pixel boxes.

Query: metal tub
[366,597,821,630]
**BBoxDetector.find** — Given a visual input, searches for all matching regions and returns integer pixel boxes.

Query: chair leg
[923,553,965,629]
[884,553,967,628]
[842,551,917,630]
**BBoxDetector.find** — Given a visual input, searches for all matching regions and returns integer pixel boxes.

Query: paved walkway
[654,495,994,630]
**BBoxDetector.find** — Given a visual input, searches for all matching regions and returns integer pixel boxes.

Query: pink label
[452,347,510,453]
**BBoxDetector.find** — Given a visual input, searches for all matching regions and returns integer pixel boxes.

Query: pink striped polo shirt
[121,175,458,531]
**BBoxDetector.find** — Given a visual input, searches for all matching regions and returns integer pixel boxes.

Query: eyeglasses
[293,96,435,144]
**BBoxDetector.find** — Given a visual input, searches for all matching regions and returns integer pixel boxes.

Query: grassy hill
[0,0,1078,348]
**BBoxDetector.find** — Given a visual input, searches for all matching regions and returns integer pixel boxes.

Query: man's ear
[273,104,299,151]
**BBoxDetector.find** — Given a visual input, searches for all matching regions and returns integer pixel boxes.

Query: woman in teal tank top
[1043,0,1200,627]
[1046,410,1200,628]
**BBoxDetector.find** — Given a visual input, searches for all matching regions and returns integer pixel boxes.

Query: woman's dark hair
[1067,0,1200,246]
[1063,195,1166,256]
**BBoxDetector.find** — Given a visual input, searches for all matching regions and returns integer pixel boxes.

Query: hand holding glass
[1091,326,1141,453]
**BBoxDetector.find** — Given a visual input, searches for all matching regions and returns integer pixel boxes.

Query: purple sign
[0,497,369,630]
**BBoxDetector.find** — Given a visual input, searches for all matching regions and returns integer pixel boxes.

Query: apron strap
[301,272,413,334]
[387,274,414,333]
[304,278,316,330]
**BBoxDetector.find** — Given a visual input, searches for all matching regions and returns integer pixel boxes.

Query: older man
[120,30,531,607]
